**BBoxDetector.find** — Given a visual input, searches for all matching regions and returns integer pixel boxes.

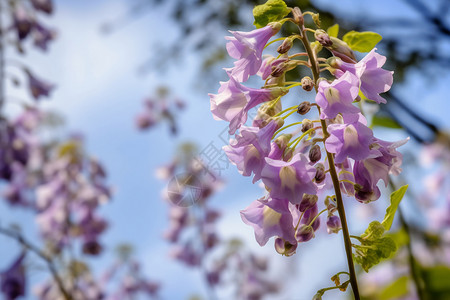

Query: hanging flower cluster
[135,86,185,135]
[157,143,283,299]
[0,2,167,300]
[10,0,56,52]
[35,137,112,255]
[209,1,407,262]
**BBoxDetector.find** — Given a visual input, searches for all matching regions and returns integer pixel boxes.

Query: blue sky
[1,0,449,299]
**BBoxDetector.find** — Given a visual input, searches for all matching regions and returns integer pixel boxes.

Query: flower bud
[312,293,323,300]
[277,37,293,54]
[295,224,315,242]
[292,7,304,27]
[252,100,282,128]
[301,119,313,132]
[328,37,356,63]
[326,215,342,234]
[325,196,337,214]
[301,76,314,91]
[314,29,332,47]
[274,238,297,256]
[271,61,298,77]
[309,144,322,163]
[299,194,318,212]
[314,163,326,183]
[354,184,379,203]
[297,101,311,115]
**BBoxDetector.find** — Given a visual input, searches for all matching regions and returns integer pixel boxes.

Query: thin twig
[0,227,72,300]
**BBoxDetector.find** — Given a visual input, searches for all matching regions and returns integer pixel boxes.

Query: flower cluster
[10,0,56,52]
[135,86,185,135]
[209,6,407,256]
[157,144,283,299]
[35,138,111,255]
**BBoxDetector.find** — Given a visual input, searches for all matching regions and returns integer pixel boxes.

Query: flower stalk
[298,23,361,300]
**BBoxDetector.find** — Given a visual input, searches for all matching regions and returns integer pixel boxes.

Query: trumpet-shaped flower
[326,116,380,164]
[226,23,281,82]
[261,153,317,204]
[223,119,283,182]
[335,48,393,104]
[315,71,360,119]
[240,197,296,246]
[209,74,287,134]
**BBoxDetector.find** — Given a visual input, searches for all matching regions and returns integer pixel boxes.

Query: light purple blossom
[335,48,394,104]
[326,116,380,163]
[226,23,281,82]
[240,197,296,246]
[12,5,33,40]
[261,153,317,204]
[25,70,55,100]
[33,22,56,51]
[353,137,408,202]
[209,74,287,134]
[315,71,360,119]
[223,118,283,182]
[30,0,54,14]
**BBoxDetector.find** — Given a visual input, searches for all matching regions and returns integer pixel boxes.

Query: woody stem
[297,23,361,300]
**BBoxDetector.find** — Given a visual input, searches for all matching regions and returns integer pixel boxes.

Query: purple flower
[353,137,408,202]
[226,23,281,82]
[25,70,55,100]
[30,0,54,14]
[33,22,56,51]
[223,118,283,182]
[12,5,33,40]
[326,215,342,234]
[335,48,394,104]
[301,204,321,231]
[274,237,297,256]
[325,116,380,163]
[261,153,317,204]
[1,252,26,300]
[295,224,315,242]
[135,111,156,130]
[240,197,296,246]
[209,74,287,134]
[315,71,360,119]
[257,55,288,80]
[353,160,383,203]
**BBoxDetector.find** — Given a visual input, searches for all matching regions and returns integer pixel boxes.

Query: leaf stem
[297,23,361,300]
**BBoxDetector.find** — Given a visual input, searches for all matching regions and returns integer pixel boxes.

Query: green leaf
[379,276,409,300]
[422,266,450,293]
[327,24,339,38]
[353,221,397,272]
[361,221,386,240]
[387,229,409,249]
[372,115,403,129]
[253,0,290,28]
[342,31,382,52]
[382,185,408,231]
